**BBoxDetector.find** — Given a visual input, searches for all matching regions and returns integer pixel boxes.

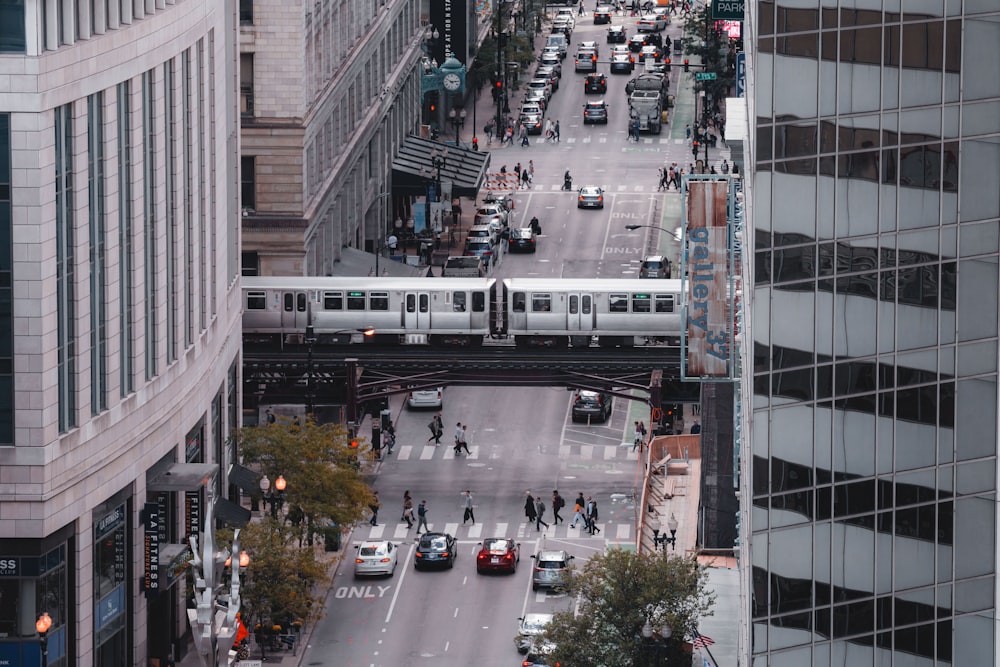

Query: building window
[142,70,158,379]
[183,50,194,347]
[55,104,77,432]
[0,114,12,444]
[240,53,254,117]
[241,156,256,210]
[88,93,108,413]
[0,0,26,53]
[239,0,253,24]
[164,59,178,363]
[117,82,134,396]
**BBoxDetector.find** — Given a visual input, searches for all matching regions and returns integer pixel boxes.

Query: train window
[406,294,416,313]
[472,292,486,312]
[370,292,389,311]
[655,294,675,313]
[283,292,294,312]
[297,292,307,312]
[569,295,579,314]
[453,292,467,312]
[582,295,592,314]
[347,291,366,310]
[247,291,267,310]
[609,293,629,313]
[323,292,343,310]
[513,292,526,313]
[632,293,651,313]
[419,294,429,312]
[532,294,552,312]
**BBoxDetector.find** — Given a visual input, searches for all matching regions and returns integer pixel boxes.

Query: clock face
[443,73,461,91]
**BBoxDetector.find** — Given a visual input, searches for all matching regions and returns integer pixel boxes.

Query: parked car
[523,89,548,112]
[584,73,608,94]
[414,532,457,570]
[407,387,444,408]
[474,204,508,228]
[515,613,554,654]
[571,390,612,422]
[476,537,520,574]
[639,255,671,279]
[354,541,398,577]
[510,227,537,253]
[531,550,575,591]
[523,639,557,667]
[582,101,609,124]
[607,24,627,43]
[468,223,500,244]
[520,106,545,135]
[593,5,613,23]
[537,65,560,91]
[539,52,563,75]
[526,77,552,102]
[464,238,498,267]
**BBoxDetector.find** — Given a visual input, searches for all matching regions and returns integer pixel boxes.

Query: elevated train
[242,276,684,348]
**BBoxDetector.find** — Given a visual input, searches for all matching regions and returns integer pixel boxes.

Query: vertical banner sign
[185,491,201,543]
[144,502,160,596]
[683,179,733,379]
[736,53,746,98]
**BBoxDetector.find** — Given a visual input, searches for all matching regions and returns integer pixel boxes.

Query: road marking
[384,543,413,622]
[396,445,413,460]
[369,524,386,538]
[468,523,483,539]
[420,445,436,460]
[616,523,631,540]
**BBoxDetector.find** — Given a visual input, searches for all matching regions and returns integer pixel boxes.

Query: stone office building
[0,1,243,665]
[744,1,1000,665]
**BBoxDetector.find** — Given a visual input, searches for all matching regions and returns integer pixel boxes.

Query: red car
[476,538,520,574]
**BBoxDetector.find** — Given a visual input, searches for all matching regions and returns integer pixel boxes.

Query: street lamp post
[35,613,52,667]
[260,474,287,519]
[448,108,467,145]
[641,618,673,665]
[624,224,676,278]
[651,513,679,551]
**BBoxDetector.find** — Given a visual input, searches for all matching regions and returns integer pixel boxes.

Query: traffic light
[691,140,699,158]
[349,439,359,449]
[423,90,439,119]
[664,58,671,71]
[683,59,690,72]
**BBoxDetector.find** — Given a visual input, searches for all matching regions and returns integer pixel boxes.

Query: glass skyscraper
[746,1,999,664]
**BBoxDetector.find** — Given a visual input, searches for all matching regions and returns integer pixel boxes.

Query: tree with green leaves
[237,418,374,547]
[541,548,715,667]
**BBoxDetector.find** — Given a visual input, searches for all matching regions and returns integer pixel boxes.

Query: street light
[448,108,467,145]
[260,474,288,518]
[651,513,679,551]
[624,224,676,277]
[36,612,52,667]
[641,618,673,665]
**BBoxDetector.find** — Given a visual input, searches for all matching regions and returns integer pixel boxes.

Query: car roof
[643,255,665,262]
[585,100,606,106]
[513,227,534,236]
[580,185,603,191]
[537,550,570,560]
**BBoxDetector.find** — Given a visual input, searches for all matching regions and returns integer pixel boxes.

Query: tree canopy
[542,548,715,667]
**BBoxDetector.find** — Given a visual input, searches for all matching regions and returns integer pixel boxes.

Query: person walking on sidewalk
[524,491,538,524]
[485,120,494,145]
[416,500,429,534]
[463,490,476,524]
[402,490,414,528]
[534,496,550,531]
[633,420,644,452]
[369,491,381,526]
[552,490,566,524]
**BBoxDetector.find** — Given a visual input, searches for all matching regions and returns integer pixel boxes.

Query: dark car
[639,255,671,279]
[628,33,648,52]
[582,101,609,124]
[593,5,612,23]
[510,227,537,253]
[414,532,457,570]
[476,537,520,574]
[571,390,612,422]
[584,73,607,94]
[607,25,627,43]
[610,49,635,74]
[577,185,605,208]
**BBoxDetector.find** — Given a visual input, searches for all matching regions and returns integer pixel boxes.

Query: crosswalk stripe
[603,447,618,460]
[443,522,459,535]
[420,445,437,460]
[369,523,386,538]
[397,445,413,459]
[616,523,630,540]
[468,522,483,539]
[360,520,624,542]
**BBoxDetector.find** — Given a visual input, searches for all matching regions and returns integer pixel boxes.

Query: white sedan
[636,15,667,32]
[354,541,398,577]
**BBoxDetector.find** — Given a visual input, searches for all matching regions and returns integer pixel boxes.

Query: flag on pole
[691,628,716,649]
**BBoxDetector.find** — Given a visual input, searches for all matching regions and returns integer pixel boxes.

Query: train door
[566,293,595,345]
[281,291,309,332]
[403,292,432,331]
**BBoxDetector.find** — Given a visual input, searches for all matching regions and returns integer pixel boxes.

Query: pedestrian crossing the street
[359,519,630,543]
[388,443,638,462]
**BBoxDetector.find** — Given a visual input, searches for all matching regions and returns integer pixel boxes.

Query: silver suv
[531,550,574,591]
[639,255,671,278]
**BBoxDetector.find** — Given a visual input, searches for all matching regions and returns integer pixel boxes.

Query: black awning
[147,463,218,492]
[228,463,262,494]
[391,135,490,197]
[214,498,251,528]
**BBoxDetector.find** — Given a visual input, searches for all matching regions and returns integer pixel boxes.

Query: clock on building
[442,73,462,91]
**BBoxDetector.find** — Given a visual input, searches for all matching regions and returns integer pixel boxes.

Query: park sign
[712,0,744,21]
[680,177,736,381]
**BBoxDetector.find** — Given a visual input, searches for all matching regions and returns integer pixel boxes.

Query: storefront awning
[228,463,262,494]
[214,498,251,528]
[147,463,218,493]
[391,135,490,197]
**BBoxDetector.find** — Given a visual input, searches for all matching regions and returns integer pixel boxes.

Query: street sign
[711,0,744,21]
[696,72,717,81]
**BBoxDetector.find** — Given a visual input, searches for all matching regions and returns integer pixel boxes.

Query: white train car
[243,276,497,346]
[502,278,684,347]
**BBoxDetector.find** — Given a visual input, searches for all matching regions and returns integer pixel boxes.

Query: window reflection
[832,599,875,639]
[775,123,818,159]
[773,246,816,283]
[840,28,881,65]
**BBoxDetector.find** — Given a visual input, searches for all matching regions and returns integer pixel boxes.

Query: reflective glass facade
[749,2,999,664]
